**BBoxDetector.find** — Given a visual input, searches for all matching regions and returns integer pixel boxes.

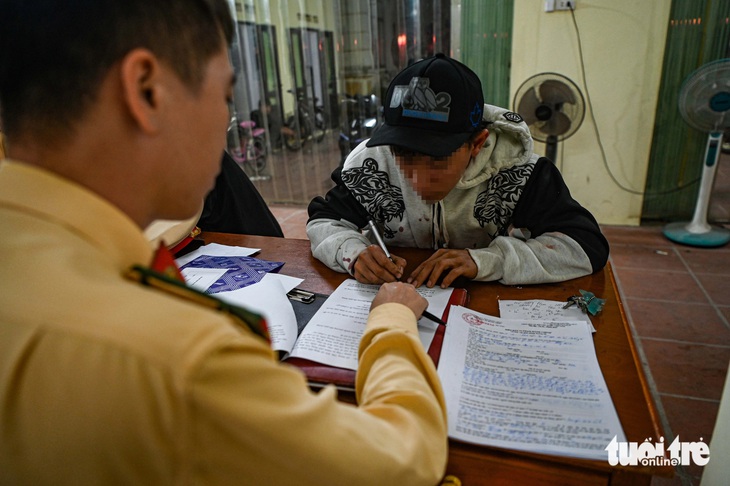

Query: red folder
[287,288,469,390]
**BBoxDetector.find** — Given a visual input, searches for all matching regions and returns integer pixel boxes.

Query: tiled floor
[603,225,730,485]
[268,205,310,241]
[268,205,730,485]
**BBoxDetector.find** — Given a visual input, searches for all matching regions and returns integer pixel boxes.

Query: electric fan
[663,58,730,247]
[514,73,585,163]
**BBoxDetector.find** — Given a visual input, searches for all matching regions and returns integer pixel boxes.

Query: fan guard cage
[678,58,730,133]
[513,72,585,143]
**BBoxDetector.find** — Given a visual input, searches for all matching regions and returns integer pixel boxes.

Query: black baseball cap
[366,53,485,158]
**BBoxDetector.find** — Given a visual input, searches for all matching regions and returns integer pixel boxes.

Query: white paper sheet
[179,246,305,355]
[288,279,454,370]
[181,261,301,295]
[259,272,303,294]
[215,278,298,354]
[499,299,596,333]
[174,243,259,267]
[438,306,625,461]
[180,267,228,292]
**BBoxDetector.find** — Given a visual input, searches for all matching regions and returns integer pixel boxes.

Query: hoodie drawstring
[431,202,449,250]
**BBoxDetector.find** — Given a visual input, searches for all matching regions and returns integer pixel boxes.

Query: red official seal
[462,313,488,326]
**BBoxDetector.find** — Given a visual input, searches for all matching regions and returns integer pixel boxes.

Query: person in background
[250,99,295,150]
[198,150,284,237]
[307,53,608,288]
[0,1,447,485]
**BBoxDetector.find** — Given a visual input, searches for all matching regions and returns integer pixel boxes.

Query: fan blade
[517,87,541,125]
[542,111,572,136]
[539,79,577,105]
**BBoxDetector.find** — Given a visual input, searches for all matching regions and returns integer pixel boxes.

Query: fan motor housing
[535,105,553,121]
[709,91,730,113]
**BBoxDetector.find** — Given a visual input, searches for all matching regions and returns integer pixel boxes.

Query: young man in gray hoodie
[307,53,608,288]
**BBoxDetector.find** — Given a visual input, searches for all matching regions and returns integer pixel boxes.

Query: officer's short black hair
[0,0,234,141]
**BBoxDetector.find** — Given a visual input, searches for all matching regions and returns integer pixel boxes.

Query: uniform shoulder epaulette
[125,264,270,343]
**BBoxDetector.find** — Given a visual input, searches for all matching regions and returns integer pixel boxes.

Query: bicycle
[226,116,267,173]
[283,88,326,151]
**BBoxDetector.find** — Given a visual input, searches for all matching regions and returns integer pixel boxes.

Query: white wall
[511,0,671,225]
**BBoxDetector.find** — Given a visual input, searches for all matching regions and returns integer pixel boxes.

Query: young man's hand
[352,245,406,284]
[407,249,477,288]
[370,281,427,319]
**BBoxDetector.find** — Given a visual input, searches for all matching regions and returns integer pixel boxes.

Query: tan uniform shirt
[0,160,448,485]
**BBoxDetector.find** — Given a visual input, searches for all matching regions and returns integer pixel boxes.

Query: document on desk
[438,305,626,461]
[175,242,259,266]
[286,279,454,370]
[214,275,300,353]
[499,299,596,333]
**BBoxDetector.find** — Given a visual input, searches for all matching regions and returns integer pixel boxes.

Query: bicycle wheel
[283,115,303,150]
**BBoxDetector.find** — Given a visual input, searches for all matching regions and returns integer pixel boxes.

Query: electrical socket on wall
[544,0,575,12]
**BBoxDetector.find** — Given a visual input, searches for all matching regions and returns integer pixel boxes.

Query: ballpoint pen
[421,309,447,326]
[367,219,393,262]
[367,219,447,327]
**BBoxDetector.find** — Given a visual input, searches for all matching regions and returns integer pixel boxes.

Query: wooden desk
[201,233,672,485]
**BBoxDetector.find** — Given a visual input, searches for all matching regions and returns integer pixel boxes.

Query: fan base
[663,222,730,247]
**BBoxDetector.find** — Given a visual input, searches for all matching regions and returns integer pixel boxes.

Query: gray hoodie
[306,104,606,285]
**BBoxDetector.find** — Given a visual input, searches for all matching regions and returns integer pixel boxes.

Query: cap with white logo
[367,53,485,157]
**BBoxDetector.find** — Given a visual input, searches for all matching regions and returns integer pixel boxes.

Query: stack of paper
[176,244,454,373]
[283,279,453,370]
[437,306,626,461]
[175,243,303,348]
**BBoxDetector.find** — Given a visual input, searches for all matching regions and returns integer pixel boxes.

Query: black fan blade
[517,87,541,125]
[539,79,576,105]
[542,111,572,136]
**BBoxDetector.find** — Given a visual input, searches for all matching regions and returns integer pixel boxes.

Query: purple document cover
[180,255,284,294]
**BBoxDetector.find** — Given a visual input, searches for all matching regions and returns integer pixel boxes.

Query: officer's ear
[119,48,165,135]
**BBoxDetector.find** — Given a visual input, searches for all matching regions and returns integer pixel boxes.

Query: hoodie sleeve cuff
[467,247,504,281]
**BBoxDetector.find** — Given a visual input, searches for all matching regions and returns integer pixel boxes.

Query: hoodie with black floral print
[306,104,608,285]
